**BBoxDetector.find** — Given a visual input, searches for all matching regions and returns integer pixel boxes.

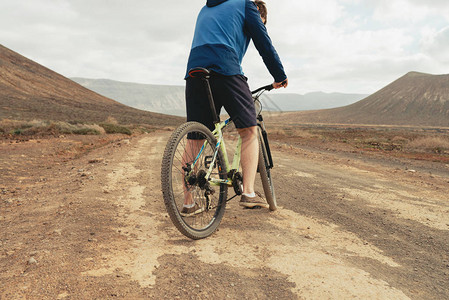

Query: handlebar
[251,84,274,95]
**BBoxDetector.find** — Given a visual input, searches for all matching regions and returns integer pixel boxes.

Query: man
[183,0,288,213]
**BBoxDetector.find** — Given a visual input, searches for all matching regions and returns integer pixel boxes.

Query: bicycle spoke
[161,122,228,239]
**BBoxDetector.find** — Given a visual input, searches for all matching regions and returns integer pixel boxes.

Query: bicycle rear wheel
[257,127,277,211]
[161,122,228,239]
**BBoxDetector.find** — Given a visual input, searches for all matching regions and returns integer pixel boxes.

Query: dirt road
[1,131,448,299]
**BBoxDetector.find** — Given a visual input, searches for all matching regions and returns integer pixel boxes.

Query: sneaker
[239,192,269,209]
[180,203,205,217]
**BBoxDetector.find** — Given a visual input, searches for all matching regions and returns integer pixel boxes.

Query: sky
[1,0,449,95]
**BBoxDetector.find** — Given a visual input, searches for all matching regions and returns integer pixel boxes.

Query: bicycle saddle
[188,67,210,78]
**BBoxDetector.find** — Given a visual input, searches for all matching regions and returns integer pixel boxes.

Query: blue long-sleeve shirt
[185,0,287,83]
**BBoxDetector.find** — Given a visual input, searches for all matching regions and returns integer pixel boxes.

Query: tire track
[83,131,416,299]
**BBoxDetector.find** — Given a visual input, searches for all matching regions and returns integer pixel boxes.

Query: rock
[88,158,104,164]
[28,257,37,265]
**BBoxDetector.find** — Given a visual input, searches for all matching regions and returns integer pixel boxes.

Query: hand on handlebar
[273,78,288,89]
[251,79,288,94]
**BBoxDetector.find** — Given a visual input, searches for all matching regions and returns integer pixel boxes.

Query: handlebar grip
[251,84,274,94]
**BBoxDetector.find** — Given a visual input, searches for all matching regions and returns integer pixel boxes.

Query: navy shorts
[186,73,257,131]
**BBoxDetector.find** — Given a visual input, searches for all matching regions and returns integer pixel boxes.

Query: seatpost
[202,76,220,124]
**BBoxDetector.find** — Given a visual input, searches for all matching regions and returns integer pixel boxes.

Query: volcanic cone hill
[278,72,449,127]
[0,44,181,126]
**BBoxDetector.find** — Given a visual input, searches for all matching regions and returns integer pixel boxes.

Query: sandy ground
[1,131,448,299]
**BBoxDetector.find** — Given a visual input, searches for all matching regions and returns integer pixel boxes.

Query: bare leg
[237,126,258,194]
[182,139,204,206]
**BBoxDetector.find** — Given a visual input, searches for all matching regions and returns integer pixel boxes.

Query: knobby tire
[161,122,228,239]
[257,127,277,211]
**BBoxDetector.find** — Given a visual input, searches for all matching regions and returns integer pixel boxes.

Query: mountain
[71,78,186,116]
[0,44,181,126]
[72,77,367,116]
[274,72,449,127]
[263,92,368,112]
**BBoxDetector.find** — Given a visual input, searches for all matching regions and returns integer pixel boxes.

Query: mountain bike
[161,68,276,239]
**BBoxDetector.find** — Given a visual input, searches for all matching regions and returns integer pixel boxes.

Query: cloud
[370,0,449,23]
[247,0,449,93]
[421,26,449,64]
[0,0,204,85]
[1,0,448,94]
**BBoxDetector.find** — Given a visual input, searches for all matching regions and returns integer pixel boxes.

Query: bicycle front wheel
[257,127,277,211]
[161,122,228,239]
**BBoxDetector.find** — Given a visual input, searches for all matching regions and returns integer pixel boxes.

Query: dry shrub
[85,124,106,135]
[52,122,103,135]
[99,123,132,135]
[0,119,20,127]
[391,136,410,144]
[270,127,288,136]
[362,137,388,145]
[270,127,317,139]
[105,116,118,125]
[27,119,49,128]
[0,119,50,135]
[0,119,26,132]
[406,136,449,154]
[0,119,103,136]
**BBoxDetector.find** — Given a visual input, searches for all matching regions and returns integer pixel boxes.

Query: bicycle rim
[161,122,228,239]
[258,128,277,211]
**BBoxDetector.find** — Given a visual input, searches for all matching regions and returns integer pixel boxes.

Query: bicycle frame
[190,117,241,188]
[186,69,274,192]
